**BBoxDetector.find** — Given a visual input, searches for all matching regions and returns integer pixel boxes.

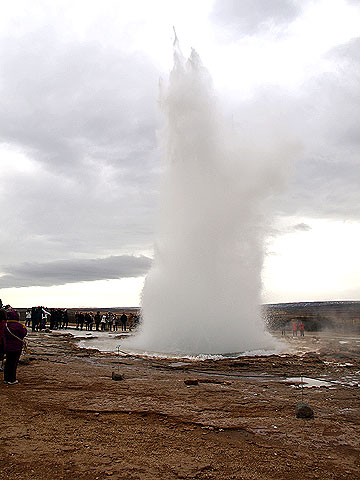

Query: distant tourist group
[25,306,69,331]
[74,311,139,332]
[0,300,27,385]
[281,319,305,337]
[1,298,142,386]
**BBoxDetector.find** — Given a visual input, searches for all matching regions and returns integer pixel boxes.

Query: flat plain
[1,330,359,480]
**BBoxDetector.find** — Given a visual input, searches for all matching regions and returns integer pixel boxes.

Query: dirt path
[1,331,359,479]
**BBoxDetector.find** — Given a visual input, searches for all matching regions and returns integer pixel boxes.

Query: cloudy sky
[1,0,359,307]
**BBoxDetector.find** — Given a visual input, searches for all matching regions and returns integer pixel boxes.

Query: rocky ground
[0,330,359,480]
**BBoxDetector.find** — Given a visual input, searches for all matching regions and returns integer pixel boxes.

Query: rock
[112,372,124,381]
[296,401,314,419]
[184,379,199,386]
[19,356,31,365]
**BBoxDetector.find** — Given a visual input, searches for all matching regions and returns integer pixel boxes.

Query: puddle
[168,362,192,368]
[285,377,333,388]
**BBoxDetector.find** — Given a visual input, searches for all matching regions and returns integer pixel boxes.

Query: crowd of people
[281,319,305,336]
[74,311,139,332]
[24,307,140,333]
[0,297,141,386]
[25,306,69,331]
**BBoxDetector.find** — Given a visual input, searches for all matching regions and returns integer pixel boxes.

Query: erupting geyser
[127,41,279,355]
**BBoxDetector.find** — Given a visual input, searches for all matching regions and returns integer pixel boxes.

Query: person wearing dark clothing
[120,313,127,332]
[31,306,42,332]
[0,309,6,371]
[75,312,80,329]
[94,312,101,331]
[3,310,27,384]
[62,310,69,329]
[78,312,85,330]
[85,313,92,331]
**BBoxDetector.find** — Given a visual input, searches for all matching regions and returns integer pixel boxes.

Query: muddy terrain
[1,331,359,480]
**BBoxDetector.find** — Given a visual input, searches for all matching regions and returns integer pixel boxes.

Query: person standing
[84,312,92,331]
[299,321,305,337]
[292,320,298,337]
[120,312,127,332]
[25,309,32,327]
[3,309,27,385]
[0,308,6,371]
[61,310,69,329]
[94,311,101,331]
[78,312,85,330]
[101,314,107,331]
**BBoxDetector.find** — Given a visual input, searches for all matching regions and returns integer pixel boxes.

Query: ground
[1,330,359,480]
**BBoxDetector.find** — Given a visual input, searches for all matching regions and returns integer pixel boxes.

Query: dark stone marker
[112,372,124,381]
[184,379,199,386]
[296,401,314,419]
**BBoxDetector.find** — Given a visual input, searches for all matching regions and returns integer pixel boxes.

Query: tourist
[299,321,305,336]
[31,306,41,332]
[101,314,107,331]
[78,312,85,330]
[0,308,6,371]
[112,315,117,331]
[25,309,32,327]
[120,312,127,332]
[3,309,27,385]
[106,313,113,331]
[94,311,101,331]
[85,312,92,331]
[292,320,298,337]
[40,307,50,330]
[62,309,69,329]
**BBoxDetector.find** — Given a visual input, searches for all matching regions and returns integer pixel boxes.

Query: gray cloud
[0,23,162,271]
[224,30,360,224]
[0,255,152,288]
[211,0,303,36]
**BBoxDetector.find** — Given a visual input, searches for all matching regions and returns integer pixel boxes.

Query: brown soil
[1,331,359,480]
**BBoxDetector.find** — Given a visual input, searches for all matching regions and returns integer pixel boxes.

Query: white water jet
[126,42,284,355]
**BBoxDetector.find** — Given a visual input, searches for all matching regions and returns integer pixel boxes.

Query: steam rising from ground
[126,43,286,354]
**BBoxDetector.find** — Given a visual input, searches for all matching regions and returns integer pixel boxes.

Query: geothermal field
[1,29,359,480]
[0,328,359,480]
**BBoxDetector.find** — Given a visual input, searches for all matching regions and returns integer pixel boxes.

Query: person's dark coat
[4,311,27,353]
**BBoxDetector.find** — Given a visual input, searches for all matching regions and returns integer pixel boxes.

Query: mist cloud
[211,0,304,36]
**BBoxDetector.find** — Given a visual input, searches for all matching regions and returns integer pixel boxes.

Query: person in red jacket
[3,309,27,385]
[298,321,305,336]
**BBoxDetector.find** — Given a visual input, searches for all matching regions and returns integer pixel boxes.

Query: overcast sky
[1,0,359,307]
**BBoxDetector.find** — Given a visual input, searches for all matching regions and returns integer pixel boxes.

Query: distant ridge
[262,300,360,332]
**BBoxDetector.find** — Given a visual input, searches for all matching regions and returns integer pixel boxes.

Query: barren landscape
[1,331,359,480]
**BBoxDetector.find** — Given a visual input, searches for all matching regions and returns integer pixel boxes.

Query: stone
[296,401,314,419]
[19,356,31,365]
[112,372,124,381]
[184,379,199,386]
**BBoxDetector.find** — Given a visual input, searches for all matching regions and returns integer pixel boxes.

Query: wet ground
[1,330,359,479]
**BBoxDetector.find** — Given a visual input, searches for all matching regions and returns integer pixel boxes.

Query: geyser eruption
[128,43,279,355]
